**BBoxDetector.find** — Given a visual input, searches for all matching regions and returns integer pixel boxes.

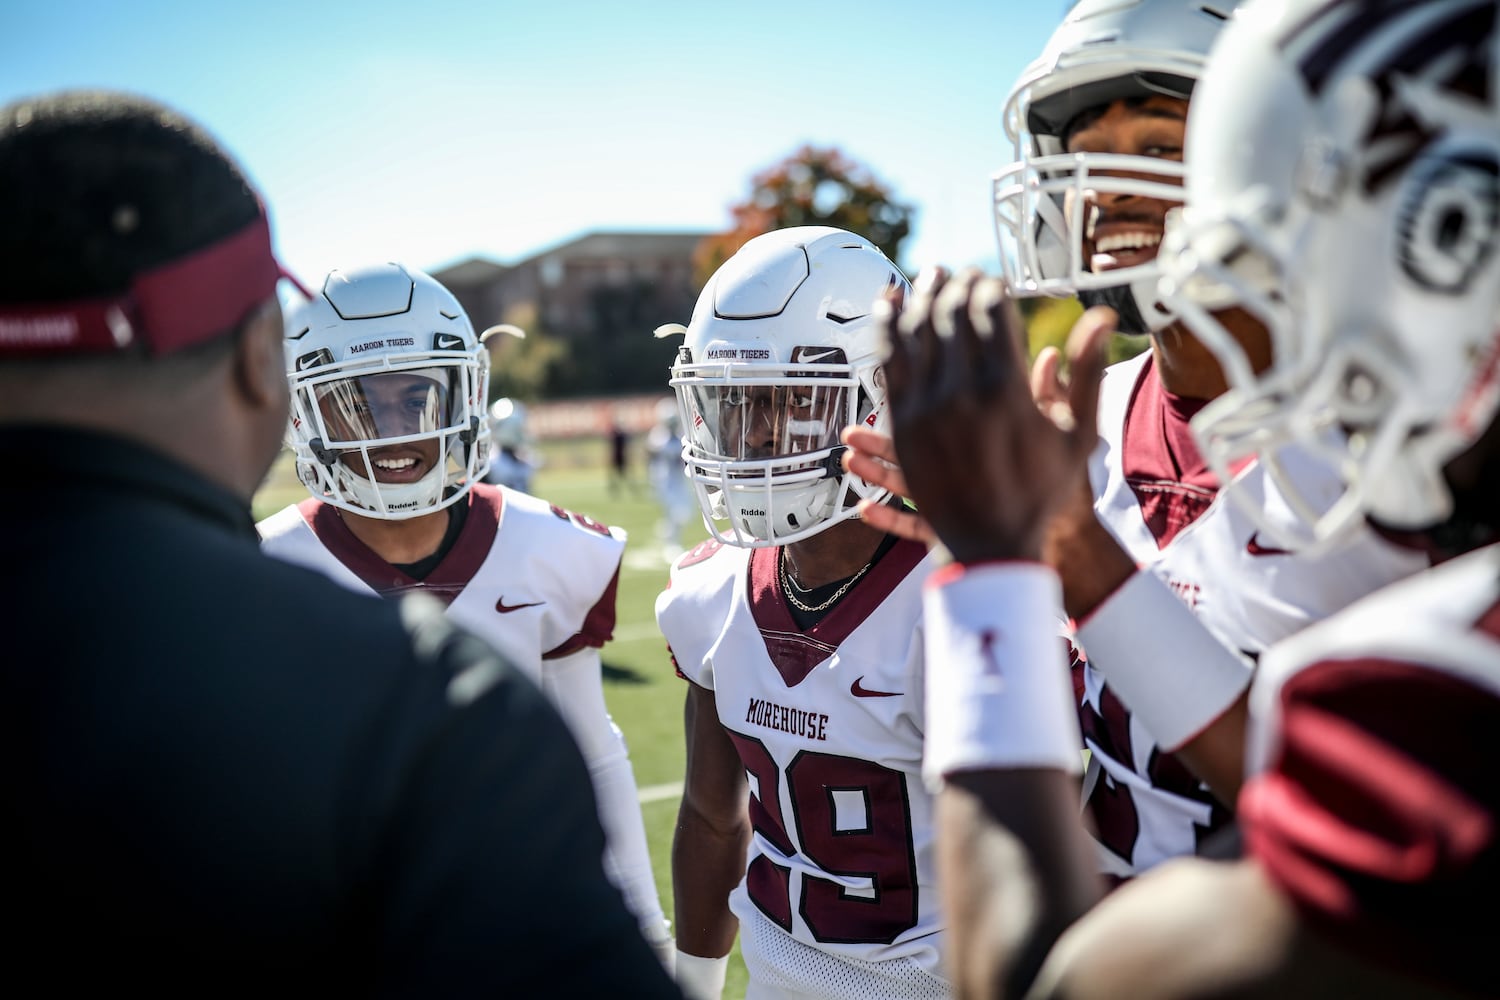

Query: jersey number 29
[729,730,919,944]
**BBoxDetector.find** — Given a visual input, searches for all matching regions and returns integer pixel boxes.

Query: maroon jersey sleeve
[543,563,621,660]
[1240,657,1499,993]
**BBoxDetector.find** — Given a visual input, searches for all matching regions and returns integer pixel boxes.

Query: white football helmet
[284,262,491,520]
[1159,0,1500,544]
[994,0,1235,332]
[668,227,907,548]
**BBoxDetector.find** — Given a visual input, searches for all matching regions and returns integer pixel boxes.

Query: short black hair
[0,90,262,304]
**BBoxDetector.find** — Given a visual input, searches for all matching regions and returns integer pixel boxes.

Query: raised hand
[841,426,937,545]
[875,267,1113,565]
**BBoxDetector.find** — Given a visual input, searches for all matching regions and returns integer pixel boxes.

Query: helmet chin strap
[1078,275,1174,335]
[340,461,447,517]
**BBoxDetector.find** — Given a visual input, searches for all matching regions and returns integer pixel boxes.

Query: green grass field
[251,439,750,996]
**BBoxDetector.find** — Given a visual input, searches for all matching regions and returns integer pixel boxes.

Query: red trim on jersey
[544,561,620,659]
[677,537,724,569]
[298,486,500,605]
[1121,356,1220,549]
[1476,592,1500,639]
[1242,657,1498,992]
[748,538,927,688]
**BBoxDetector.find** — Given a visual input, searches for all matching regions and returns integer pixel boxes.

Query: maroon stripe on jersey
[424,484,502,597]
[1242,657,1498,994]
[748,538,926,688]
[1120,356,1219,549]
[544,561,621,659]
[298,486,500,605]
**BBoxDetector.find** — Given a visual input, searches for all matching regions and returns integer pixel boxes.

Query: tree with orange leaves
[693,145,914,286]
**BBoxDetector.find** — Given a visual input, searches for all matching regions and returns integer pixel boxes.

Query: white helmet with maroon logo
[668,227,907,547]
[284,262,491,519]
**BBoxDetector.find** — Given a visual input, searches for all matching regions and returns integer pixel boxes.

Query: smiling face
[1062,94,1189,275]
[316,370,451,484]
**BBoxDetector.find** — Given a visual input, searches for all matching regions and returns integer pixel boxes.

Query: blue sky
[4,1,1072,286]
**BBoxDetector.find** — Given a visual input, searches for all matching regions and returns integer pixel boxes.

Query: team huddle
[4,0,1497,996]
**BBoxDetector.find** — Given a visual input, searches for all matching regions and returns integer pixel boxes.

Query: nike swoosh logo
[1246,533,1292,557]
[495,597,546,613]
[799,348,842,363]
[850,676,901,698]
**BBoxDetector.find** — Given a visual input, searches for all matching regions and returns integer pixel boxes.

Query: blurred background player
[881,0,1500,995]
[608,409,634,497]
[257,262,672,965]
[645,395,694,558]
[0,89,678,996]
[846,0,1428,880]
[484,395,540,493]
[657,227,952,1000]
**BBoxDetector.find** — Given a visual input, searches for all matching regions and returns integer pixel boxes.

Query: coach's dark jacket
[0,426,680,998]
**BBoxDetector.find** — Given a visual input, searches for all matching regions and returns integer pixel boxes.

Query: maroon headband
[0,211,306,358]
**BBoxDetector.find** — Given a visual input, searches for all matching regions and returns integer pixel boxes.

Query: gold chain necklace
[779,548,873,614]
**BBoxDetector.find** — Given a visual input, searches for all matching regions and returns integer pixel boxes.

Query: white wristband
[674,950,728,1000]
[922,562,1082,786]
[1076,568,1252,751]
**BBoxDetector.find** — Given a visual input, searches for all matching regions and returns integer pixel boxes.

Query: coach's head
[0,90,293,503]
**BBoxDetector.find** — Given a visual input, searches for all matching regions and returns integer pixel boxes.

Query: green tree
[1020,296,1150,369]
[483,303,569,403]
[694,145,914,286]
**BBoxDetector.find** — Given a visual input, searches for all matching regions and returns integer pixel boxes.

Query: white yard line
[638,780,684,804]
[611,622,667,643]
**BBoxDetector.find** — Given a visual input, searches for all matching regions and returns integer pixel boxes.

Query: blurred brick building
[434,230,709,411]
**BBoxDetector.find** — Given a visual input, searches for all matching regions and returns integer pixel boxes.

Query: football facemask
[993,0,1233,333]
[675,349,865,547]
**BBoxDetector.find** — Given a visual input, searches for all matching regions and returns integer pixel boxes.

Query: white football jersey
[257,483,669,944]
[1081,352,1430,876]
[258,483,624,681]
[657,538,951,1000]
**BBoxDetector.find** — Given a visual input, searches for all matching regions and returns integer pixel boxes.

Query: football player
[257,262,671,965]
[883,0,1500,995]
[846,0,1429,879]
[657,228,952,999]
[645,396,694,558]
[483,396,539,493]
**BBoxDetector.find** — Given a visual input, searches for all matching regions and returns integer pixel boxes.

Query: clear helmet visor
[684,379,850,465]
[313,368,456,445]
